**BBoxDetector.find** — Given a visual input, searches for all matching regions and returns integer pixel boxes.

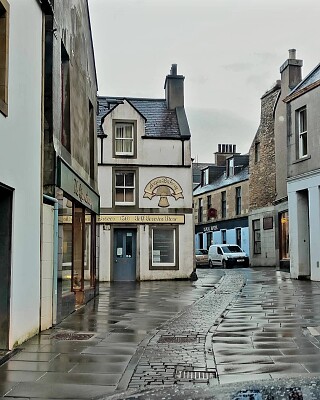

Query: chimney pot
[171,64,177,76]
[288,49,296,59]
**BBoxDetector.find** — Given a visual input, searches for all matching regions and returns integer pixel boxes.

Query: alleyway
[1,268,320,399]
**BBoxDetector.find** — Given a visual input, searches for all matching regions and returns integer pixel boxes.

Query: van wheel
[209,260,213,269]
[222,260,227,269]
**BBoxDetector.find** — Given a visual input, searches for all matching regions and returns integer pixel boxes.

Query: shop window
[236,228,241,247]
[113,121,136,157]
[151,227,177,268]
[253,219,261,254]
[198,233,203,249]
[235,187,241,215]
[207,232,212,249]
[221,191,226,218]
[60,197,73,294]
[280,212,289,259]
[0,0,9,116]
[221,230,227,244]
[115,171,135,206]
[297,107,307,158]
[221,229,227,244]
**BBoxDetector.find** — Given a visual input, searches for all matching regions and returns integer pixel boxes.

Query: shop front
[57,158,99,320]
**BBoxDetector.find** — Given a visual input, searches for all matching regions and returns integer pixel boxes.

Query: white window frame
[298,107,307,158]
[115,171,135,206]
[115,123,134,156]
[151,227,176,267]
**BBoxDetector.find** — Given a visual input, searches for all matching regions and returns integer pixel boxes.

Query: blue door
[113,229,136,281]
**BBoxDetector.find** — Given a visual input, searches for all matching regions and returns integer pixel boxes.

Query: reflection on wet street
[213,268,320,384]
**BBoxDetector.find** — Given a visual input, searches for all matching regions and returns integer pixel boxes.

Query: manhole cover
[158,336,198,343]
[52,332,94,341]
[176,369,216,381]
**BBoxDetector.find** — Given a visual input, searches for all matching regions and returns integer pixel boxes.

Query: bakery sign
[143,176,184,207]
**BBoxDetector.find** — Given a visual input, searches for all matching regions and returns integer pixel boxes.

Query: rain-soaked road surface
[1,267,320,400]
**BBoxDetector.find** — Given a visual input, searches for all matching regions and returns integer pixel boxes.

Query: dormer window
[202,168,209,186]
[227,158,234,177]
[113,120,137,158]
[115,123,133,155]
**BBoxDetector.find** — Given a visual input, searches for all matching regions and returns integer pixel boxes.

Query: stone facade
[249,84,280,211]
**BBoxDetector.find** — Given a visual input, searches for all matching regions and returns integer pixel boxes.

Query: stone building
[248,50,302,269]
[194,145,249,255]
[97,65,194,282]
[285,62,320,281]
[42,0,99,323]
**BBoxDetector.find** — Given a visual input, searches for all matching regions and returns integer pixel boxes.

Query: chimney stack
[280,49,303,91]
[164,64,185,110]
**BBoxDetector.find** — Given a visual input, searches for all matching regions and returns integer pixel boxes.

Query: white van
[208,244,249,268]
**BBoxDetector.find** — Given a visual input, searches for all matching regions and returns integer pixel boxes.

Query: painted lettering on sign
[74,178,93,207]
[143,176,184,207]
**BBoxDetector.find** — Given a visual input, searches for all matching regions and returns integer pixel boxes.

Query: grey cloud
[186,107,256,163]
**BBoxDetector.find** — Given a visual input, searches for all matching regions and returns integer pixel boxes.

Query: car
[195,249,209,267]
[208,244,249,268]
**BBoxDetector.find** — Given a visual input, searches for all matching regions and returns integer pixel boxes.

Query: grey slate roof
[289,63,320,95]
[97,96,190,139]
[193,166,249,196]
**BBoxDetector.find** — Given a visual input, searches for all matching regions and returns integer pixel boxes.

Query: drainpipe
[43,194,59,325]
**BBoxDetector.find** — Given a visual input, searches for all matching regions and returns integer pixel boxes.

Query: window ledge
[293,155,311,164]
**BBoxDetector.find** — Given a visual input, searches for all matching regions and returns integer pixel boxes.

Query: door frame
[0,183,13,350]
[110,226,137,281]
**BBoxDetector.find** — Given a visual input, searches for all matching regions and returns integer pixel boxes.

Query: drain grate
[158,335,198,344]
[176,369,217,381]
[52,332,94,341]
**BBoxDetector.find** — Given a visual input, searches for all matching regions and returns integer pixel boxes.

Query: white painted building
[97,65,194,281]
[285,63,320,281]
[0,0,43,350]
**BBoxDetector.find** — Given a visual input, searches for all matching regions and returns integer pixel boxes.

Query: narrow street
[1,268,320,399]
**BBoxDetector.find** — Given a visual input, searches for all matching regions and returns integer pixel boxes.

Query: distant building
[97,65,194,281]
[193,145,249,255]
[285,61,320,281]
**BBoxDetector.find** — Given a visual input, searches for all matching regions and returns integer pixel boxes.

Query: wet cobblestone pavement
[2,268,320,399]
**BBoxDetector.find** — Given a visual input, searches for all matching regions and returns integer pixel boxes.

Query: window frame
[113,120,137,158]
[297,107,308,159]
[254,142,260,163]
[113,169,137,207]
[235,186,241,215]
[0,0,9,117]
[221,191,227,218]
[198,198,203,223]
[150,226,179,270]
[253,219,261,255]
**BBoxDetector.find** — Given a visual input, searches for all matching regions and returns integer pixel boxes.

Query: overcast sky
[88,0,320,163]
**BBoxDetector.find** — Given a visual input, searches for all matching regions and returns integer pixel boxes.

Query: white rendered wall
[288,172,320,281]
[0,2,42,347]
[248,207,276,267]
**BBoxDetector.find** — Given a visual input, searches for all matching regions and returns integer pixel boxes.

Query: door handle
[115,260,118,263]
